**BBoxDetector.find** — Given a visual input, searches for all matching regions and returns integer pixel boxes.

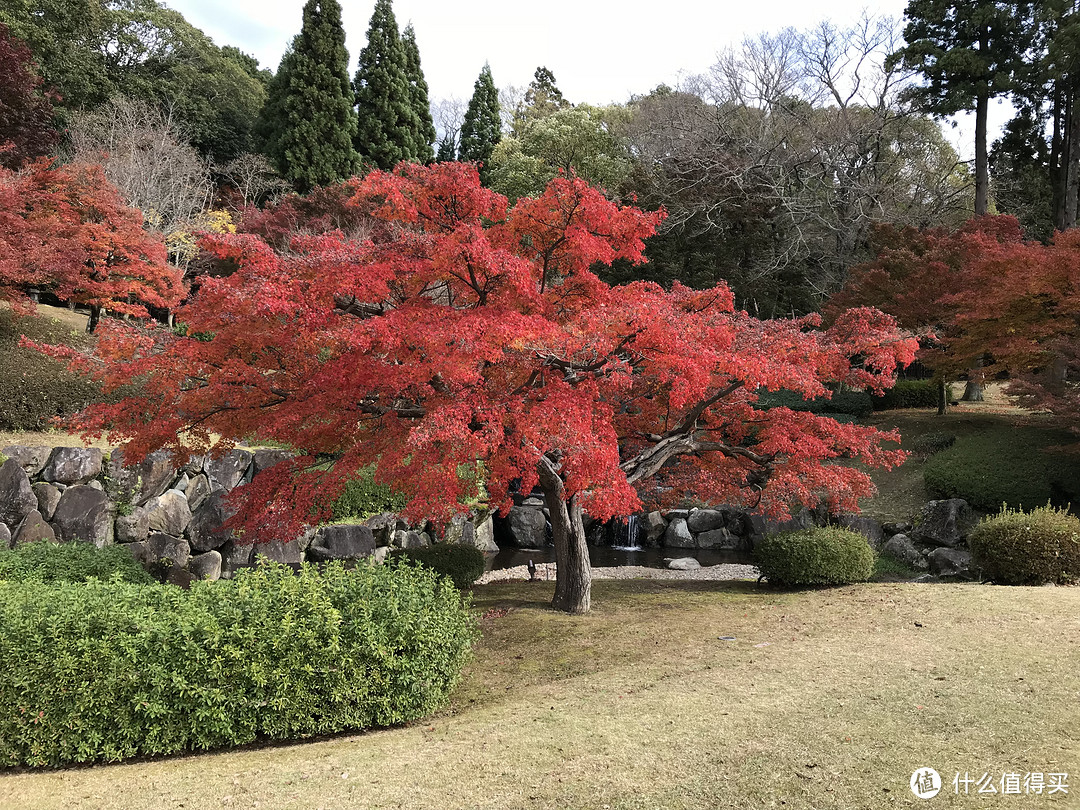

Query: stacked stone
[1,445,499,583]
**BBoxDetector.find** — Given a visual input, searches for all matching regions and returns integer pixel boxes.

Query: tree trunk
[961,357,985,402]
[537,460,591,614]
[86,304,101,334]
[937,378,948,416]
[975,82,990,216]
[1067,85,1080,228]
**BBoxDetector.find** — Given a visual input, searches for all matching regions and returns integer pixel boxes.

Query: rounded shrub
[0,560,479,767]
[331,465,408,520]
[389,544,487,589]
[754,527,876,586]
[0,541,155,585]
[968,504,1080,585]
[755,388,873,418]
[909,431,956,457]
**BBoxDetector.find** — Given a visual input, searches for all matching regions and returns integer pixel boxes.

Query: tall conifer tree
[401,23,435,163]
[459,63,501,183]
[353,0,416,169]
[259,0,358,192]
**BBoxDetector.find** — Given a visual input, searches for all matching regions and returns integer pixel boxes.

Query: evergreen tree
[402,23,435,163]
[353,0,417,169]
[891,0,1036,215]
[458,63,501,183]
[511,66,569,137]
[260,0,358,192]
[436,132,457,162]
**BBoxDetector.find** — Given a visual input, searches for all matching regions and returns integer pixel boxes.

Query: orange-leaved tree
[0,159,183,331]
[60,163,915,613]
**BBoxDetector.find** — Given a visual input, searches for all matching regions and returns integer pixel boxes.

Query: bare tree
[622,15,971,313]
[222,152,290,208]
[67,96,214,263]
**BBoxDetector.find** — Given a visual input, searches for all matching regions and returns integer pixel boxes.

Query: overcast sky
[163,0,1007,158]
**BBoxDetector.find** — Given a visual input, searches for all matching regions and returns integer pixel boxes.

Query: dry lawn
[1,580,1076,809]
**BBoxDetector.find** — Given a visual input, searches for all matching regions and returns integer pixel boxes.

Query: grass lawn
[2,580,1077,809]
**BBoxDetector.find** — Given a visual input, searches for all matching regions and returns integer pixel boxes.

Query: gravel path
[476,561,759,585]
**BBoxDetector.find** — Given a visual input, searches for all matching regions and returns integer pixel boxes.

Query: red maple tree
[0,23,58,171]
[0,159,183,330]
[67,164,915,612]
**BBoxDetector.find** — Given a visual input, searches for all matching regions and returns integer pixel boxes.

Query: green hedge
[968,505,1080,585]
[755,527,876,586]
[923,426,1080,512]
[0,542,154,585]
[389,545,487,589]
[755,388,873,418]
[0,309,101,431]
[871,379,946,410]
[331,465,409,521]
[0,560,479,767]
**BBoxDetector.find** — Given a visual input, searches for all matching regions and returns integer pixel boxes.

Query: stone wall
[0,445,497,584]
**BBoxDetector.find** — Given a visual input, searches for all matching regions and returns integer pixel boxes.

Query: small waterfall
[612,514,642,551]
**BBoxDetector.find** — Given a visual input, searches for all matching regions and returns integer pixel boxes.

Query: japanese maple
[67,163,915,613]
[0,159,183,330]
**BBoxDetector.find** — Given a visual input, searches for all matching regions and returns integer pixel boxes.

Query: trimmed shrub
[0,560,479,767]
[331,465,409,520]
[755,388,873,418]
[0,309,101,431]
[968,505,1080,585]
[909,431,956,457]
[0,541,154,585]
[923,426,1080,512]
[871,379,946,410]
[389,544,487,589]
[755,527,876,586]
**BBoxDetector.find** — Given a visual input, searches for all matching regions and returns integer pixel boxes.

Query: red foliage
[0,160,183,328]
[0,23,58,171]
[66,164,915,559]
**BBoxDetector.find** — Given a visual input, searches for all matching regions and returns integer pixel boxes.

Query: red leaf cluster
[70,163,915,543]
[0,159,183,321]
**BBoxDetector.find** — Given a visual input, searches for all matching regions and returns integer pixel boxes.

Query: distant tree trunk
[937,378,949,416]
[1067,87,1080,228]
[975,82,990,216]
[86,304,102,334]
[538,458,591,614]
[961,357,986,402]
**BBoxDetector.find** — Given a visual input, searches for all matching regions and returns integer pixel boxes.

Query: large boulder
[473,514,498,553]
[392,530,429,549]
[697,528,744,550]
[746,507,815,542]
[506,506,547,549]
[144,490,193,537]
[187,491,235,552]
[686,508,726,533]
[643,511,667,544]
[252,448,292,475]
[218,539,253,576]
[882,533,930,571]
[666,556,701,570]
[914,499,976,548]
[256,537,303,564]
[0,458,37,528]
[0,522,9,548]
[664,517,695,548]
[104,448,174,506]
[51,485,112,546]
[145,532,190,569]
[188,550,222,581]
[12,510,55,545]
[31,482,61,521]
[308,524,376,562]
[185,474,211,512]
[1,445,51,477]
[835,514,886,550]
[114,506,150,544]
[40,447,103,485]
[362,512,397,546]
[205,449,253,491]
[927,547,975,579]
